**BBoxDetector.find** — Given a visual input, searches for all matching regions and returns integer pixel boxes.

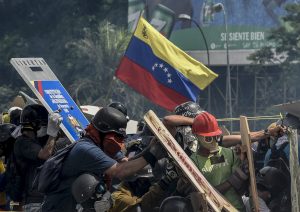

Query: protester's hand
[149,138,168,160]
[47,112,63,137]
[142,138,168,167]
[158,159,179,190]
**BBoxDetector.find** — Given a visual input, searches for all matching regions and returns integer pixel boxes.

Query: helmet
[72,173,100,203]
[192,112,222,137]
[174,101,204,118]
[0,123,16,142]
[91,107,127,135]
[159,196,193,212]
[20,104,48,130]
[9,108,22,126]
[8,107,22,115]
[108,102,129,120]
[256,166,289,197]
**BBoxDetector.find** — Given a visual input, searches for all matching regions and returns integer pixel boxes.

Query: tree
[248,3,300,116]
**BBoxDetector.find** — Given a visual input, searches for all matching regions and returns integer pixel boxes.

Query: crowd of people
[0,100,297,212]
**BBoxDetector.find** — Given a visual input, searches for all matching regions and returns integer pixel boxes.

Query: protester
[42,107,165,212]
[13,104,61,211]
[174,112,248,211]
[163,110,285,148]
[264,113,300,169]
[243,166,290,212]
[0,123,17,210]
[110,147,178,212]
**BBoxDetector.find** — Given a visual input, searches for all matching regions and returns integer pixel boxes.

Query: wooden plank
[289,129,300,212]
[240,116,259,212]
[144,110,238,212]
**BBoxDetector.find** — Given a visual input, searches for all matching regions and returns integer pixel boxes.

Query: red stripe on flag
[37,81,44,97]
[116,57,189,111]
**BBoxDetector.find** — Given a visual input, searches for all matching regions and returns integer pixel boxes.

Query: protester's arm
[221,135,243,147]
[250,125,285,141]
[38,136,56,160]
[106,140,167,179]
[163,115,194,126]
[221,125,285,147]
[104,156,148,180]
[163,115,194,135]
[38,112,62,160]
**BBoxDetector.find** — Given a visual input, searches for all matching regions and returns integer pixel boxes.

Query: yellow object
[1,113,10,124]
[134,17,218,90]
[0,161,5,174]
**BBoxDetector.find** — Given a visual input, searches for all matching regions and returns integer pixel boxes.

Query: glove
[94,191,112,212]
[158,159,179,190]
[227,159,249,194]
[47,112,63,137]
[142,138,168,167]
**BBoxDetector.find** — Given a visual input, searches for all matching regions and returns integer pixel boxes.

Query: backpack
[32,142,77,194]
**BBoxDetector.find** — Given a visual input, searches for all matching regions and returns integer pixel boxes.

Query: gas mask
[37,126,47,138]
[196,135,219,154]
[176,126,198,153]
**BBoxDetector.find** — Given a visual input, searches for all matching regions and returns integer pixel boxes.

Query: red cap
[192,112,222,137]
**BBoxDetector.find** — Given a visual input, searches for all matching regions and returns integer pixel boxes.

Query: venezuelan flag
[116,17,218,111]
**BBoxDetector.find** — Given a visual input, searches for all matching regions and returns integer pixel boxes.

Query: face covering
[102,133,125,159]
[197,135,219,154]
[37,126,47,138]
[176,126,198,153]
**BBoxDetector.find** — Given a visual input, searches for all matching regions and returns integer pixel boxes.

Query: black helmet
[20,104,48,130]
[91,107,127,136]
[0,123,16,143]
[108,102,128,117]
[159,196,193,212]
[8,107,22,126]
[256,166,289,197]
[72,173,100,203]
[174,101,204,118]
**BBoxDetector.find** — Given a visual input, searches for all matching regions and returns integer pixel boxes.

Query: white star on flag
[159,63,164,68]
[152,66,155,71]
[154,63,158,67]
[163,67,168,73]
[167,79,172,84]
[167,73,171,78]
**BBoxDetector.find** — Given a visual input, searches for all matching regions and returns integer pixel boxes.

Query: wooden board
[289,129,300,212]
[240,116,259,212]
[144,110,237,212]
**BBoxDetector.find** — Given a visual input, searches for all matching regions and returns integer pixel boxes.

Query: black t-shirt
[14,134,47,203]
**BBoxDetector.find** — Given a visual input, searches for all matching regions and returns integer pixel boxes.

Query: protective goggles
[196,135,220,143]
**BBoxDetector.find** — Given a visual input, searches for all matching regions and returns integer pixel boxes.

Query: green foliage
[248,3,300,117]
[0,0,165,119]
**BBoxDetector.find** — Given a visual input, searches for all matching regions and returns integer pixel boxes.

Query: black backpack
[32,142,77,194]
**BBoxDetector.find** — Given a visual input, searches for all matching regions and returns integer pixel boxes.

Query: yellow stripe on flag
[134,17,218,90]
